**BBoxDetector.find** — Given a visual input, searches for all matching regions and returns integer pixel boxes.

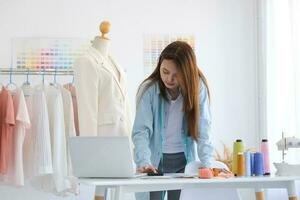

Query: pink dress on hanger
[2,88,30,186]
[0,87,15,174]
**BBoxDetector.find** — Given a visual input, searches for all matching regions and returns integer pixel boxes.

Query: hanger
[53,67,57,84]
[50,67,59,87]
[0,82,3,92]
[23,69,31,86]
[6,67,17,90]
[42,68,46,85]
[71,73,75,85]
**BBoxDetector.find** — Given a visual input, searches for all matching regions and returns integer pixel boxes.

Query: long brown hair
[142,41,210,141]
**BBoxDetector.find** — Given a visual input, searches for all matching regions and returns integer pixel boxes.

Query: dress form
[92,21,111,57]
[75,21,131,200]
[92,37,109,57]
[93,21,115,200]
[92,21,120,81]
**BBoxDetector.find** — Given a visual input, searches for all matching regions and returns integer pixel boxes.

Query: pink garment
[64,84,79,136]
[2,89,30,186]
[0,87,15,174]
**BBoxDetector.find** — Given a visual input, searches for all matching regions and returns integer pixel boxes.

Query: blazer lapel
[88,47,126,99]
[108,55,126,92]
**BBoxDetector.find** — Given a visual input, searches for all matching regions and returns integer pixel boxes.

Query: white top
[60,86,76,138]
[45,85,70,192]
[1,88,30,186]
[163,94,185,153]
[59,85,78,194]
[22,85,53,177]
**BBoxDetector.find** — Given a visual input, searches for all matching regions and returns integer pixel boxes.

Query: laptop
[69,136,144,178]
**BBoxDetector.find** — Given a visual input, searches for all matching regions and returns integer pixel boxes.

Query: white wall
[0,0,258,199]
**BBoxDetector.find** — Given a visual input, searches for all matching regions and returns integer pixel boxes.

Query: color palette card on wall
[143,34,195,76]
[12,38,90,70]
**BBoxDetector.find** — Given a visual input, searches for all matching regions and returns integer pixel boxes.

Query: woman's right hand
[137,165,158,173]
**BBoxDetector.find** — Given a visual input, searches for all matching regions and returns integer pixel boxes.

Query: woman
[132,41,213,200]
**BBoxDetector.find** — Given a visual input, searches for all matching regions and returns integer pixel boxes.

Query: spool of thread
[198,168,214,179]
[237,152,245,177]
[232,139,244,175]
[261,139,271,175]
[244,152,251,177]
[250,152,255,176]
[253,152,264,176]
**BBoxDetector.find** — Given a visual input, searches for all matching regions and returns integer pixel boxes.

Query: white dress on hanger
[43,84,70,193]
[22,85,53,178]
[59,85,78,195]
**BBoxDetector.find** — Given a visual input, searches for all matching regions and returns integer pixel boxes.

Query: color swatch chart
[12,38,90,70]
[143,35,195,75]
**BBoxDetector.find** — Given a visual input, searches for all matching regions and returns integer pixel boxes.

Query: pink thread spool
[198,168,214,179]
[261,139,270,175]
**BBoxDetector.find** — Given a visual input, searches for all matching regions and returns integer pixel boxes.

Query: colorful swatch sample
[12,38,89,70]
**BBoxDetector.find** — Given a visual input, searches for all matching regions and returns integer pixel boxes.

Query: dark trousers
[150,152,187,200]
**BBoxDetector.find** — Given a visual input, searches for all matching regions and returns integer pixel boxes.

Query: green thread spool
[232,139,244,175]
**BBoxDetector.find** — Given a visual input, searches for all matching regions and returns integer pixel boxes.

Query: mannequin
[73,21,132,200]
[92,20,111,200]
[91,27,121,82]
[92,36,109,57]
[92,20,110,56]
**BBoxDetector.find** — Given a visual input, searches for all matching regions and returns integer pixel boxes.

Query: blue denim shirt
[132,80,213,169]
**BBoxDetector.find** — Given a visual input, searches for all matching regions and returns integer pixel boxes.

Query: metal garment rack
[0,68,73,75]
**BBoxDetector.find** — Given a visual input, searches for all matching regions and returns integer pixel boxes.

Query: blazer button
[120,117,124,122]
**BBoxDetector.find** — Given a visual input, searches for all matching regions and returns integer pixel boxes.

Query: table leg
[289,197,298,200]
[95,186,106,200]
[95,196,104,200]
[288,181,298,200]
[114,186,123,200]
[255,188,265,200]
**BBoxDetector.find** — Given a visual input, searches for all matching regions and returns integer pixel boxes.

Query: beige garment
[63,83,79,136]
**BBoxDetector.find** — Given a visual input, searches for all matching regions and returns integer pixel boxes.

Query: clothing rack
[0,68,73,75]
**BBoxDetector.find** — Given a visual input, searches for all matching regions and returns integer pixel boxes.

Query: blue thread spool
[250,152,255,176]
[253,152,264,176]
[244,152,251,177]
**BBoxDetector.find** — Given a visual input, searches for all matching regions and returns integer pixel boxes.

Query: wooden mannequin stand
[94,19,111,200]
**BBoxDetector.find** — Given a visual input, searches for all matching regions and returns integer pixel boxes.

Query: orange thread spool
[237,152,245,177]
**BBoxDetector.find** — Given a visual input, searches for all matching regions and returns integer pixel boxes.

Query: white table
[79,176,300,200]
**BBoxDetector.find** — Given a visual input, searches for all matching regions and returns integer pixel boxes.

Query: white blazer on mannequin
[74,46,132,137]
